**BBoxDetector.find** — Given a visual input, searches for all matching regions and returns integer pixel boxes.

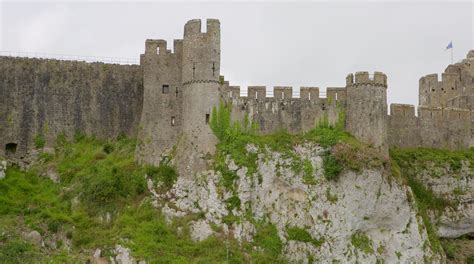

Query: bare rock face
[414,161,474,238]
[23,230,43,247]
[159,143,443,263]
[0,160,6,179]
[91,249,108,264]
[190,220,214,242]
[111,245,142,264]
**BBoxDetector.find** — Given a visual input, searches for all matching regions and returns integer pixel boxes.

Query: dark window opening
[192,63,196,79]
[176,87,179,97]
[5,143,17,156]
[322,103,326,111]
[162,85,169,94]
[212,62,216,76]
[171,116,175,126]
[205,114,210,124]
[431,89,435,92]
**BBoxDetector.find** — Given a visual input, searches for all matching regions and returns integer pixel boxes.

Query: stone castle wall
[0,56,143,157]
[221,84,346,134]
[2,19,474,164]
[388,104,472,150]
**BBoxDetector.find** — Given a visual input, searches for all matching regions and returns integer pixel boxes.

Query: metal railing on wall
[0,51,139,65]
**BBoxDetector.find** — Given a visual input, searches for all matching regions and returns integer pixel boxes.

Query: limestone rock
[23,230,43,247]
[163,143,442,263]
[112,245,136,264]
[91,248,108,264]
[413,162,474,238]
[0,160,6,179]
[190,220,214,242]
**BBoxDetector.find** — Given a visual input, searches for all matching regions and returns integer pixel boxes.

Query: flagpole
[451,46,453,64]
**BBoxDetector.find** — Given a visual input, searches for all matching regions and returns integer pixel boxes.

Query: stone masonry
[1,19,473,176]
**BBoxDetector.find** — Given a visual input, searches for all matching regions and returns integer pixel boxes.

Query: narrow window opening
[205,114,210,124]
[171,116,175,126]
[176,87,179,97]
[192,63,196,79]
[212,62,216,76]
[5,143,17,156]
[322,103,326,111]
[281,91,284,100]
[335,92,338,101]
[156,47,160,54]
[255,91,258,100]
[162,85,169,94]
[308,93,311,100]
[432,89,435,92]
[229,91,233,98]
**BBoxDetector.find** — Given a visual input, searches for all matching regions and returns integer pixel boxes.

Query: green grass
[34,134,46,149]
[302,159,317,185]
[0,135,286,262]
[390,147,474,174]
[286,226,325,247]
[252,221,284,261]
[209,101,385,190]
[351,232,374,254]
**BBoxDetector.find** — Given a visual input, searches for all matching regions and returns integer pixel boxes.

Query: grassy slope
[0,136,283,263]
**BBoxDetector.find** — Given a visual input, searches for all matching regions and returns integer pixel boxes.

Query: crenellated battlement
[184,18,220,37]
[144,39,183,56]
[346,71,387,87]
[224,85,345,102]
[4,18,474,168]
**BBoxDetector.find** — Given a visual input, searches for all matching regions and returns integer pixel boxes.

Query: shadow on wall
[5,143,17,157]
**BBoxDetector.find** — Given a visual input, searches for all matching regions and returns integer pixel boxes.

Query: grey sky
[1,1,473,106]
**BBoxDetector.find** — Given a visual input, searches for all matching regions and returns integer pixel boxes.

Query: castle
[1,19,473,176]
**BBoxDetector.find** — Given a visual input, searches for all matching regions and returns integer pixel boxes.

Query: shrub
[286,226,324,247]
[302,159,316,185]
[351,232,374,254]
[226,195,241,211]
[146,164,177,191]
[253,222,283,258]
[0,239,38,263]
[323,154,343,181]
[34,134,45,149]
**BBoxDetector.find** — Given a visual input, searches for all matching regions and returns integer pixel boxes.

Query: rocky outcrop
[414,161,474,238]
[0,160,6,179]
[158,143,442,263]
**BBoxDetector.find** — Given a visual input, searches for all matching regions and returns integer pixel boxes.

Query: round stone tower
[345,71,388,156]
[179,18,221,176]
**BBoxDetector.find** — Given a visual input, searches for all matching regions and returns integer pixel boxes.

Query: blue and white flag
[446,41,453,50]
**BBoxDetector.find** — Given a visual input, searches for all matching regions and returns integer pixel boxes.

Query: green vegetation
[325,188,338,204]
[252,222,284,260]
[302,159,316,185]
[322,154,343,181]
[390,147,474,173]
[441,239,458,260]
[0,136,285,262]
[389,147,469,254]
[34,134,45,149]
[209,101,385,191]
[351,232,374,254]
[286,226,325,247]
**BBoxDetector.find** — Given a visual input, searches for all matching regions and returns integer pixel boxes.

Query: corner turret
[345,71,388,156]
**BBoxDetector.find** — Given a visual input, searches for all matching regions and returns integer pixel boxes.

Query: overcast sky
[1,1,473,106]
